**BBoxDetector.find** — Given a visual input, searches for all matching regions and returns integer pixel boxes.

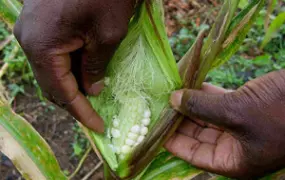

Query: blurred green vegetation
[0,22,37,99]
[169,4,285,89]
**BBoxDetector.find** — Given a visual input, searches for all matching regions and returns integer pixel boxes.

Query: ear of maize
[88,0,182,177]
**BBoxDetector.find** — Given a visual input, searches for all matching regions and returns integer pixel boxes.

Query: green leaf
[88,0,182,178]
[188,0,240,88]
[193,0,240,88]
[209,176,232,180]
[137,151,202,180]
[264,0,277,31]
[238,0,248,9]
[261,12,285,49]
[211,0,265,69]
[72,142,83,156]
[252,54,272,66]
[0,86,67,180]
[0,0,21,29]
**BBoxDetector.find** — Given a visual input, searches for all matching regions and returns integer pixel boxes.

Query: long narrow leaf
[0,85,67,180]
[135,151,202,180]
[0,0,21,29]
[211,0,265,68]
[261,11,285,49]
[264,0,277,31]
[193,0,240,88]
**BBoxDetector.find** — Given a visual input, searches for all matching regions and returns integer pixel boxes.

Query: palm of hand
[165,71,285,178]
[165,119,244,177]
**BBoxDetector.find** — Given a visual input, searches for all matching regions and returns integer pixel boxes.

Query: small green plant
[71,124,89,157]
[0,21,35,100]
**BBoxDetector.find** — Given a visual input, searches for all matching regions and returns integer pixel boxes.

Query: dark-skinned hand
[14,0,137,132]
[165,70,285,178]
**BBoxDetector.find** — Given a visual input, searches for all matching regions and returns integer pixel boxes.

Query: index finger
[31,39,104,133]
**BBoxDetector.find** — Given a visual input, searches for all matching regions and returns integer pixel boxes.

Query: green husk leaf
[0,0,21,29]
[193,0,240,88]
[88,0,182,178]
[238,0,248,9]
[136,151,202,180]
[0,85,66,180]
[261,11,285,49]
[264,0,277,31]
[211,0,265,69]
[208,176,232,180]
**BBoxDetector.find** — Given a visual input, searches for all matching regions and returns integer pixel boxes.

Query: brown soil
[0,0,219,179]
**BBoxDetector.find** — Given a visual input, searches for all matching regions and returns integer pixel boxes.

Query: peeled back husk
[86,0,184,178]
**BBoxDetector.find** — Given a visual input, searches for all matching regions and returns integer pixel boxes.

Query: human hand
[165,70,285,178]
[13,0,137,132]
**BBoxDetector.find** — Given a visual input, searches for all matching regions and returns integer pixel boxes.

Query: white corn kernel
[127,132,138,140]
[104,77,110,86]
[108,144,115,152]
[121,145,131,154]
[111,128,121,138]
[113,119,119,127]
[107,128,111,139]
[137,108,143,114]
[125,139,135,146]
[131,125,140,134]
[115,147,121,154]
[131,113,136,119]
[143,109,151,118]
[140,126,148,135]
[141,118,150,126]
[137,135,145,143]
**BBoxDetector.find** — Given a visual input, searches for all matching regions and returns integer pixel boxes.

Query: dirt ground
[0,0,219,179]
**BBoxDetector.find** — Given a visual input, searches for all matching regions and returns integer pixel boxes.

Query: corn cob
[87,0,266,179]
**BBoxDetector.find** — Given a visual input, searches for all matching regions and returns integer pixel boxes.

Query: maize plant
[1,0,285,179]
[0,85,67,179]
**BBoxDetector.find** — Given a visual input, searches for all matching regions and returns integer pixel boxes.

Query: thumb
[170,89,239,129]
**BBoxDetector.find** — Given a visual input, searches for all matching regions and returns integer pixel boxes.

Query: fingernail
[88,80,105,96]
[170,90,183,110]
